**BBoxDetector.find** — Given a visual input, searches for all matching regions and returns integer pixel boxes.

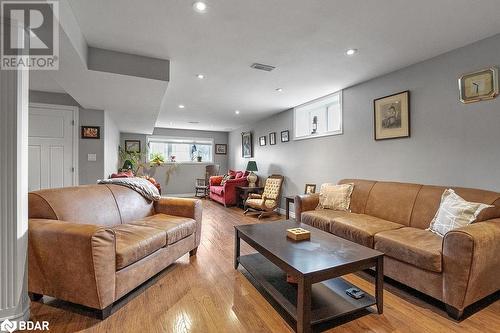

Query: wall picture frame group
[241,132,253,158]
[374,90,410,141]
[259,136,267,146]
[215,144,227,155]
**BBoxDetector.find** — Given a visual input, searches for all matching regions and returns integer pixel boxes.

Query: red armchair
[209,170,249,206]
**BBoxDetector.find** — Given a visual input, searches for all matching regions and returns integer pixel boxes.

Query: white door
[28,104,77,191]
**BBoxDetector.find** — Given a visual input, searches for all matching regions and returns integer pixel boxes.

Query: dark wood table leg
[234,229,240,269]
[297,276,312,333]
[375,256,384,314]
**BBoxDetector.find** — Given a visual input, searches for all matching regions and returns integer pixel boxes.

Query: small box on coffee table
[286,228,311,241]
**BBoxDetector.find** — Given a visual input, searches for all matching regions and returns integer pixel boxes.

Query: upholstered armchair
[244,175,284,219]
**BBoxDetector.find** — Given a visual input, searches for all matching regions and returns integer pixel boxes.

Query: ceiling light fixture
[235,110,240,115]
[192,1,207,13]
[345,48,358,56]
[196,74,205,79]
[178,104,185,109]
[276,88,283,92]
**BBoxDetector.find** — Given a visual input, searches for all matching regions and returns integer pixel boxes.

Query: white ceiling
[35,0,500,132]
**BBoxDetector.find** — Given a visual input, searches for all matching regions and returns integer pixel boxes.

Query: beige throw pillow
[317,183,354,211]
[427,189,493,237]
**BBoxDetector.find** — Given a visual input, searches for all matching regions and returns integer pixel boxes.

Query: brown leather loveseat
[28,184,202,318]
[295,179,500,319]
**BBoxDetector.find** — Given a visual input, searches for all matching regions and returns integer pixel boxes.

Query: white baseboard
[165,193,196,198]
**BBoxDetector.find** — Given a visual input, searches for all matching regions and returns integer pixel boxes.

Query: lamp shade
[246,161,258,172]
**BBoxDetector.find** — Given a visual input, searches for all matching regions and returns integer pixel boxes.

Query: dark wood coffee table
[234,220,384,333]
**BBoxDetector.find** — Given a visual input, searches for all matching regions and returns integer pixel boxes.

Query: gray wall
[29,90,106,184]
[228,34,500,209]
[121,128,229,195]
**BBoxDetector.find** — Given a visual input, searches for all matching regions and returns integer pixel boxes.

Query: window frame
[293,90,343,141]
[146,135,215,164]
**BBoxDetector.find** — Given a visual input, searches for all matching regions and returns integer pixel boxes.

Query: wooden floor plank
[28,199,499,332]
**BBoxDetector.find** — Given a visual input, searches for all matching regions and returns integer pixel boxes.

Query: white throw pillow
[427,189,493,237]
[317,183,354,211]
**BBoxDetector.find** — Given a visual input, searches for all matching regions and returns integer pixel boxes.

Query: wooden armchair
[244,174,284,219]
[195,164,219,198]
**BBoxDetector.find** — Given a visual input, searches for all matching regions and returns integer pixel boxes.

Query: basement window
[147,136,214,163]
[293,90,343,140]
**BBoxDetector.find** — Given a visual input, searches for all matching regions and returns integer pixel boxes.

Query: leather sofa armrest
[28,219,116,310]
[209,175,223,186]
[154,197,203,245]
[442,219,500,311]
[294,193,320,222]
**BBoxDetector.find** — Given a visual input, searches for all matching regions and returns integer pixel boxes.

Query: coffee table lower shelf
[238,253,376,326]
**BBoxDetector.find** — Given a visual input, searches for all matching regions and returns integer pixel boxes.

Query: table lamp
[246,161,258,187]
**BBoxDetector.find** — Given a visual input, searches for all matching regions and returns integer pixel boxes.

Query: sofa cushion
[330,214,404,248]
[113,224,166,270]
[210,186,224,196]
[301,210,352,232]
[374,227,443,272]
[130,213,196,245]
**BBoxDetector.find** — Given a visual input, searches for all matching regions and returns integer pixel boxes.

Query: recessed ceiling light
[193,1,207,13]
[196,74,205,79]
[178,104,185,109]
[235,110,240,115]
[276,88,283,92]
[345,48,358,56]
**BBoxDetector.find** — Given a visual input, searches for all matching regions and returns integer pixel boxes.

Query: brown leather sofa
[28,184,202,318]
[295,179,500,319]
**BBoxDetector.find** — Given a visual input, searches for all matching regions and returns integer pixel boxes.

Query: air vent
[188,121,200,124]
[250,63,276,72]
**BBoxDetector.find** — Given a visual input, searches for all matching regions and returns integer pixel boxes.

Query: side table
[285,195,295,219]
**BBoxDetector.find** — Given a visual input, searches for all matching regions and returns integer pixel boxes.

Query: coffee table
[234,220,384,333]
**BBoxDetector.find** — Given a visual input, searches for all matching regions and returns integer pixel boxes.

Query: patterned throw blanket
[98,177,161,201]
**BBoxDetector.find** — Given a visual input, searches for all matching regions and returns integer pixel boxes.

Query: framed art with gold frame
[374,90,410,141]
[458,66,499,104]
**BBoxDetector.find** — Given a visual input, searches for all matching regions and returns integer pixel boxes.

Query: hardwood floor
[29,199,499,333]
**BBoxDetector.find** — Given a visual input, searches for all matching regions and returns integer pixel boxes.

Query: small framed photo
[459,66,499,104]
[215,144,227,155]
[281,130,289,142]
[269,132,276,145]
[304,184,316,194]
[81,126,100,139]
[374,90,410,141]
[259,136,267,146]
[125,140,141,153]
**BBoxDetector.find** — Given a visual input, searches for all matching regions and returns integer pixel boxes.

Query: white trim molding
[0,49,31,324]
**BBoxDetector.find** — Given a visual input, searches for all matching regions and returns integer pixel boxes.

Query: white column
[0,19,30,326]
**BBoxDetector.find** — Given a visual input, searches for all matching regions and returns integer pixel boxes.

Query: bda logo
[0,319,17,333]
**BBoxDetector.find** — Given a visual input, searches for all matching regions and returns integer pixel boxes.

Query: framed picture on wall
[125,140,141,153]
[215,144,227,155]
[241,132,253,158]
[304,184,316,194]
[374,90,410,140]
[269,132,276,145]
[259,136,267,146]
[458,66,499,103]
[281,130,290,142]
[81,126,100,139]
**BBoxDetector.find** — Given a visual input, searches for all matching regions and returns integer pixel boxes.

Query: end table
[285,195,295,219]
[236,186,265,209]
